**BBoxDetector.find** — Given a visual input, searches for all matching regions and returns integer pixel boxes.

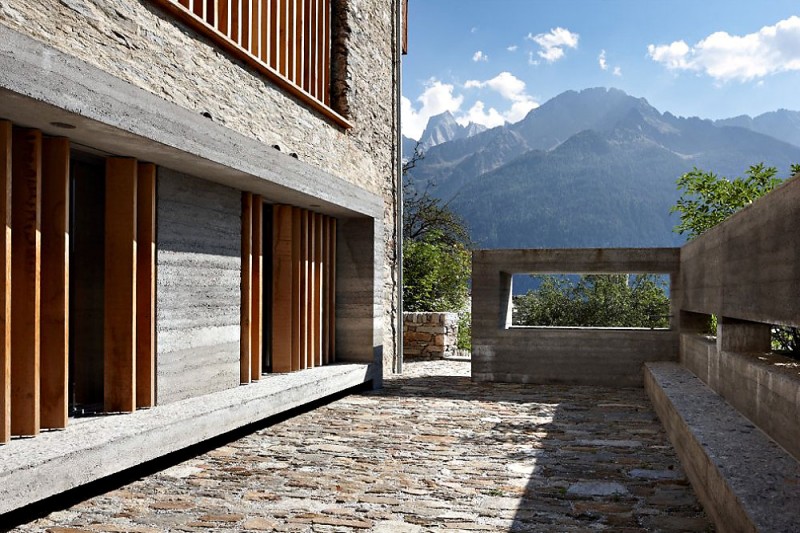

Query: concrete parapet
[471,248,680,386]
[403,312,458,360]
[645,362,800,533]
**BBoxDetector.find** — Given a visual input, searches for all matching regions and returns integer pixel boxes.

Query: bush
[513,274,670,328]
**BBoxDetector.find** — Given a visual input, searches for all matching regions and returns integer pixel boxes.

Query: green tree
[671,163,794,238]
[402,144,472,314]
[671,163,799,354]
[513,274,670,328]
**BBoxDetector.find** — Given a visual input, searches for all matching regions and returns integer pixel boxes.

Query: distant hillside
[405,88,800,249]
[716,109,800,148]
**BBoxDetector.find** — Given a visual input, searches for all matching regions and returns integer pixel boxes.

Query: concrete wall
[680,174,800,329]
[0,0,398,373]
[681,333,800,462]
[156,169,242,404]
[404,312,459,360]
[471,248,680,387]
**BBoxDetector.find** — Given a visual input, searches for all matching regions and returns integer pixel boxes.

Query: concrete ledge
[0,24,382,219]
[681,333,800,462]
[0,363,375,515]
[645,362,800,533]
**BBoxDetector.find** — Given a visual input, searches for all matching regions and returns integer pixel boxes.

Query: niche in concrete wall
[156,169,241,404]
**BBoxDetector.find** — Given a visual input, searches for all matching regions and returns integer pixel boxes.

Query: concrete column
[717,317,771,354]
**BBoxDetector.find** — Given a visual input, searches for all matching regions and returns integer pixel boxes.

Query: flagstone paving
[12,360,712,532]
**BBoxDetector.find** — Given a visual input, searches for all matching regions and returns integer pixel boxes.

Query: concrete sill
[0,363,375,515]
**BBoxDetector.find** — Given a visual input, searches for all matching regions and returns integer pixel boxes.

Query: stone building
[0,0,403,513]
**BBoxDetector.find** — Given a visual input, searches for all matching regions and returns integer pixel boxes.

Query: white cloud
[463,71,539,124]
[598,50,608,70]
[401,80,464,139]
[473,50,488,62]
[459,101,505,129]
[507,45,518,52]
[527,27,579,63]
[648,15,800,82]
[613,66,622,77]
[527,51,539,66]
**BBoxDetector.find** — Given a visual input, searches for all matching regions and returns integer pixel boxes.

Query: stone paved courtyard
[11,360,711,532]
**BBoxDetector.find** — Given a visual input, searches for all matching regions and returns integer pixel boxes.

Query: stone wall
[0,0,399,373]
[403,312,459,360]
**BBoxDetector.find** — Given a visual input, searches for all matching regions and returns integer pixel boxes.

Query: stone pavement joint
[11,360,712,532]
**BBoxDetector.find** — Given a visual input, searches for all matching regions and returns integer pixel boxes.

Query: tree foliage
[671,163,799,354]
[513,274,670,328]
[402,144,472,312]
[670,163,796,238]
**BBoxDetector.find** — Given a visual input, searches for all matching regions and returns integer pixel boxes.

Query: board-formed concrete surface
[10,360,710,532]
[472,248,680,386]
[0,363,376,516]
[681,333,800,462]
[645,361,800,533]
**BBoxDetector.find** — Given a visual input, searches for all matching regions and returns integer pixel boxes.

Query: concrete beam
[0,24,382,221]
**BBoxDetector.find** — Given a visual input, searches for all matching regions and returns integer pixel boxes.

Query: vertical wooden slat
[241,0,250,50]
[291,206,301,371]
[299,209,308,369]
[294,0,303,87]
[40,137,70,429]
[315,0,322,99]
[328,217,336,361]
[313,213,323,366]
[136,163,156,408]
[402,0,408,54]
[250,195,263,381]
[104,158,137,413]
[231,0,240,45]
[252,0,260,57]
[240,192,252,384]
[322,0,330,105]
[11,128,41,436]
[306,212,315,368]
[0,122,10,443]
[271,205,293,372]
[219,0,230,37]
[302,0,312,93]
[261,0,269,63]
[270,0,279,70]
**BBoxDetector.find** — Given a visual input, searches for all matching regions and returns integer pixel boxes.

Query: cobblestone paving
[13,360,712,532]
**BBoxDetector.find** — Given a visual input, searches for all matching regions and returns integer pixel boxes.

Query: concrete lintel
[0,363,376,515]
[0,24,382,220]
[472,247,681,275]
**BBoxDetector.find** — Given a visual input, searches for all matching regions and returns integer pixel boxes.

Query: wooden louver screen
[0,119,156,444]
[240,199,335,380]
[160,0,345,126]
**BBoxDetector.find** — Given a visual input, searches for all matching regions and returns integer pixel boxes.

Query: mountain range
[404,87,800,250]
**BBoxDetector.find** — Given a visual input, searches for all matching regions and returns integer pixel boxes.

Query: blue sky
[402,1,800,139]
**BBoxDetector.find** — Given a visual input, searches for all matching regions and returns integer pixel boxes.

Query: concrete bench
[645,362,800,533]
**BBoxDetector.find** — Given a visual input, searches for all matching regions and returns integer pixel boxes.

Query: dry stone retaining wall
[403,312,459,359]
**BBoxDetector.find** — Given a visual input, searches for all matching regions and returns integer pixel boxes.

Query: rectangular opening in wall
[510,273,671,329]
[262,203,273,373]
[68,152,105,415]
